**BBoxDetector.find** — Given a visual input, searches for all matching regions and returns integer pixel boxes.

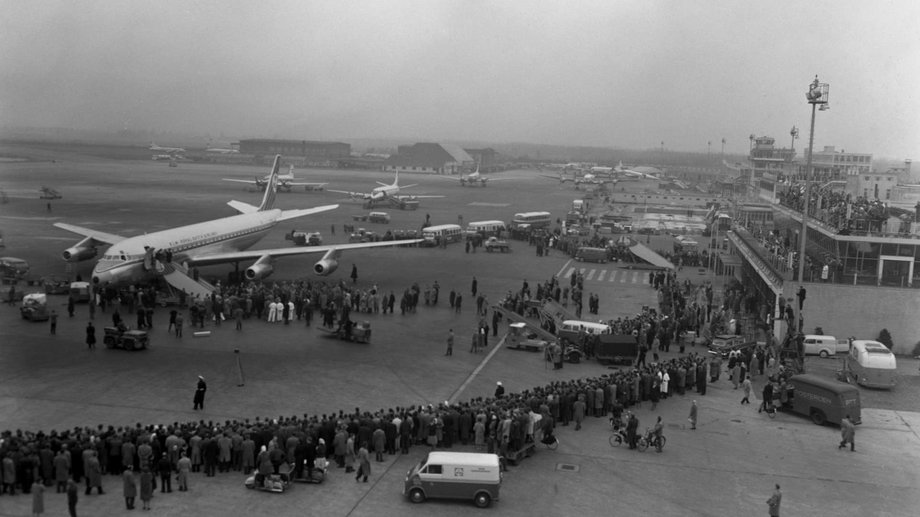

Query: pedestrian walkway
[562,267,649,284]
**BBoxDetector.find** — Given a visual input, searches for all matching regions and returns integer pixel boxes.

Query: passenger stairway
[161,262,215,300]
[491,304,558,343]
[536,299,578,333]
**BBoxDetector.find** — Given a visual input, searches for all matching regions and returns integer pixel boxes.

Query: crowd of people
[778,185,895,234]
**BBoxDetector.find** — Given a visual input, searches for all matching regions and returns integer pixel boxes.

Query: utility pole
[796,75,829,333]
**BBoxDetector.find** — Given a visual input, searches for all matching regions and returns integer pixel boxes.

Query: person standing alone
[193,376,207,410]
[839,414,855,451]
[445,329,454,356]
[85,322,96,350]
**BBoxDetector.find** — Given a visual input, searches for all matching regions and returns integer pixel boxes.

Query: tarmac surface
[1,143,919,516]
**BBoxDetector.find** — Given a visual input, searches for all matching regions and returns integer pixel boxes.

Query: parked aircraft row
[53,155,421,297]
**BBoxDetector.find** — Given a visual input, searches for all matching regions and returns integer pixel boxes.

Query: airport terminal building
[718,137,920,354]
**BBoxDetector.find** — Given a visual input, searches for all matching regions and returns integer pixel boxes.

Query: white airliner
[54,155,419,294]
[615,161,660,180]
[149,142,186,154]
[540,171,616,186]
[439,163,510,187]
[206,146,239,154]
[223,165,327,192]
[328,171,444,206]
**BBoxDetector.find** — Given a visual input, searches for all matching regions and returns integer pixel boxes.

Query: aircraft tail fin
[258,155,282,211]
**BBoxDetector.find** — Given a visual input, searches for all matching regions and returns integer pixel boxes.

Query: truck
[594,334,639,364]
[484,236,510,253]
[285,230,322,246]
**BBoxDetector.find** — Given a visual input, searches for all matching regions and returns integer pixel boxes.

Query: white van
[421,224,463,246]
[404,452,501,508]
[846,340,897,389]
[558,320,611,344]
[802,334,849,358]
[466,220,506,237]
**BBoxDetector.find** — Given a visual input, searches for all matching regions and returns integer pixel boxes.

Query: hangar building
[384,143,475,174]
[238,139,351,160]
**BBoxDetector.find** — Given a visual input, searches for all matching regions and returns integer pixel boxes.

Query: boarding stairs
[491,304,558,343]
[535,299,578,334]
[160,262,215,300]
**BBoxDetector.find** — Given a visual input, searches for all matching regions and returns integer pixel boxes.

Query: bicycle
[609,426,629,447]
[637,428,666,452]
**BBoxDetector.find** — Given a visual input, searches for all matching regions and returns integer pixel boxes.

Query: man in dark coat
[85,322,96,350]
[626,412,639,449]
[193,376,207,410]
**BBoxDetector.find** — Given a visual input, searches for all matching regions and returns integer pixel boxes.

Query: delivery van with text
[404,451,501,508]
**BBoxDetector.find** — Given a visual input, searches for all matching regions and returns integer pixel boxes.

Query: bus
[421,224,464,247]
[466,220,506,237]
[511,211,552,229]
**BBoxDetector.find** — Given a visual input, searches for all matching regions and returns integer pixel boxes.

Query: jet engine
[313,248,341,276]
[62,238,97,262]
[244,256,274,281]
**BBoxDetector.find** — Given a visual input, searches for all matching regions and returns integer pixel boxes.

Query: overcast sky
[2,0,918,158]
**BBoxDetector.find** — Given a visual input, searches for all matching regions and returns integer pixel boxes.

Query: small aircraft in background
[616,161,660,180]
[39,186,62,199]
[149,142,186,154]
[206,146,239,154]
[328,171,444,208]
[439,163,510,187]
[223,165,327,192]
[540,171,616,186]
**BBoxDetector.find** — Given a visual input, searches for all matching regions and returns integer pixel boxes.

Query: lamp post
[795,76,829,329]
[789,126,799,152]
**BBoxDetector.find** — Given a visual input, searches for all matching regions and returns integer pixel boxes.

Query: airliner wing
[277,204,339,222]
[328,189,369,199]
[222,178,258,185]
[396,195,444,200]
[53,222,126,245]
[186,240,423,267]
[286,182,328,188]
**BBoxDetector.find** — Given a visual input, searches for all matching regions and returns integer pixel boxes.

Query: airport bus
[421,224,464,246]
[511,211,552,229]
[466,220,506,237]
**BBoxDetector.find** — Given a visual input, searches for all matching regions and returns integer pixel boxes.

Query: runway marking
[585,269,596,281]
[620,271,628,283]
[597,270,606,281]
[608,271,618,282]
[468,202,510,207]
[556,259,573,279]
[448,334,507,404]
